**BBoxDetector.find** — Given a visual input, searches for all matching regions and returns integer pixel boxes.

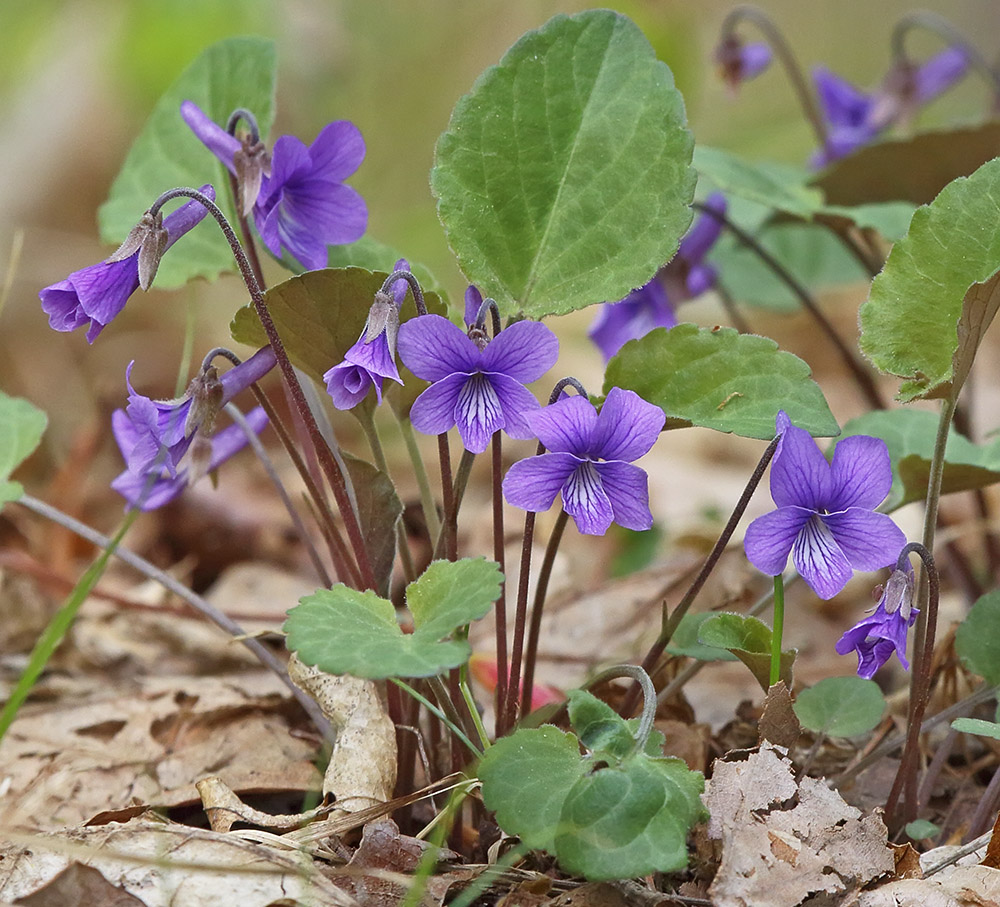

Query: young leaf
[0,392,47,505]
[555,754,704,879]
[955,589,1000,686]
[840,409,1000,510]
[792,677,885,737]
[99,37,277,288]
[284,558,502,679]
[951,717,1000,741]
[567,690,636,759]
[859,157,1000,402]
[477,726,590,853]
[697,613,795,691]
[904,819,941,840]
[432,10,694,319]
[230,267,446,406]
[605,324,838,439]
[666,612,739,662]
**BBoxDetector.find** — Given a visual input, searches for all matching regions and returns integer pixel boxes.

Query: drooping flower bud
[714,34,773,92]
[364,290,401,361]
[233,136,272,217]
[183,365,226,437]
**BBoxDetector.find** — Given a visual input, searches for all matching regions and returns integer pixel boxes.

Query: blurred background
[1,0,997,517]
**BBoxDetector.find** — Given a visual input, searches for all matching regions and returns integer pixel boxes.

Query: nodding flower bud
[106,210,170,291]
[714,34,773,92]
[233,137,272,218]
[183,365,226,437]
[364,290,401,361]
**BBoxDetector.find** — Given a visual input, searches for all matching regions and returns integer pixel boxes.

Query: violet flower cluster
[110,347,276,510]
[503,387,665,536]
[397,314,558,455]
[39,187,214,343]
[181,100,366,270]
[743,411,906,600]
[324,259,409,410]
[589,193,727,362]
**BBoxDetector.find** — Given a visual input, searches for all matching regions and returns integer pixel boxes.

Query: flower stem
[391,678,482,758]
[518,509,569,722]
[505,510,536,737]
[719,5,831,154]
[492,432,508,736]
[693,200,886,411]
[394,411,441,542]
[621,432,781,716]
[436,433,455,561]
[886,541,940,828]
[149,187,376,590]
[225,403,331,586]
[770,573,786,687]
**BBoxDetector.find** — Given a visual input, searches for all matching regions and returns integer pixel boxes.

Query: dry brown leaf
[758,682,801,749]
[0,673,320,829]
[195,776,334,834]
[704,742,894,907]
[855,865,1000,906]
[982,811,1000,870]
[288,655,396,813]
[548,881,631,906]
[0,818,356,906]
[12,862,147,906]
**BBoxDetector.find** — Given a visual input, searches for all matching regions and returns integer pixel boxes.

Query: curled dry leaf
[288,654,397,811]
[704,742,894,907]
[195,776,335,834]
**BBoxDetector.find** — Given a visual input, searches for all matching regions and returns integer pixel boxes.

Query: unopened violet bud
[464,285,484,329]
[106,209,169,291]
[364,291,401,359]
[715,35,772,92]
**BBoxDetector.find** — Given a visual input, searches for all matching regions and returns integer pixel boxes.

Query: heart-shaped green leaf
[859,157,1000,401]
[99,37,277,288]
[432,10,694,318]
[0,392,47,506]
[284,558,502,679]
[793,676,885,737]
[840,409,1000,510]
[605,323,838,439]
[955,589,1000,686]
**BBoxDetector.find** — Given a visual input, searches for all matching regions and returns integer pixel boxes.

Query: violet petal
[480,319,558,383]
[594,459,653,531]
[398,314,480,380]
[792,513,853,599]
[743,505,811,575]
[562,461,615,535]
[503,452,580,514]
[524,395,597,457]
[822,509,906,571]
[590,387,664,462]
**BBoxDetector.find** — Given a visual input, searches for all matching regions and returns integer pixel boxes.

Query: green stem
[394,411,441,542]
[392,678,482,758]
[492,432,508,732]
[770,573,785,687]
[459,664,491,751]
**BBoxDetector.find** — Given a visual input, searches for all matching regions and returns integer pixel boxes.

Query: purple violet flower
[744,411,907,599]
[39,187,214,343]
[811,47,968,167]
[324,259,408,410]
[110,346,276,510]
[715,35,773,91]
[835,567,918,678]
[397,314,558,454]
[181,100,367,271]
[502,387,665,536]
[589,194,726,362]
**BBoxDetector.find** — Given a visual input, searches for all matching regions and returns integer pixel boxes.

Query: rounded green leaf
[792,677,885,737]
[859,157,1000,401]
[431,10,694,319]
[554,755,704,879]
[605,324,837,439]
[478,726,589,853]
[905,819,941,840]
[99,37,277,288]
[955,589,1000,685]
[284,558,501,679]
[698,613,795,692]
[841,409,1000,511]
[0,392,47,505]
[567,690,635,759]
